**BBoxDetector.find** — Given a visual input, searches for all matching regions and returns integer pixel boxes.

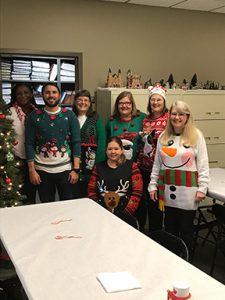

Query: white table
[208,168,225,202]
[0,198,225,300]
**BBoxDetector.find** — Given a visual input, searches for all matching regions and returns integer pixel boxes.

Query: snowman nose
[162,147,177,157]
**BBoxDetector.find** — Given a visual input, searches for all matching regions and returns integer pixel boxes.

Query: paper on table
[97,271,141,293]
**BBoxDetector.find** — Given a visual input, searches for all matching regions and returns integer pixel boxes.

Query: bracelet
[73,168,80,174]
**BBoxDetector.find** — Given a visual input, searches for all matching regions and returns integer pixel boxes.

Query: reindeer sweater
[88,160,143,214]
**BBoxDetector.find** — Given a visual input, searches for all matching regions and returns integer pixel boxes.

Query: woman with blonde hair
[148,100,209,255]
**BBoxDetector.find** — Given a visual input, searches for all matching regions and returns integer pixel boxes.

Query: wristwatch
[73,168,80,174]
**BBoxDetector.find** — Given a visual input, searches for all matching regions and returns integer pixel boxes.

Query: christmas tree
[0,97,25,207]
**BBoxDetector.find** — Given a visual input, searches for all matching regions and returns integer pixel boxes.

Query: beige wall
[1,0,225,94]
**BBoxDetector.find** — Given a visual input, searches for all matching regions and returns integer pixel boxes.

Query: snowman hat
[148,85,166,100]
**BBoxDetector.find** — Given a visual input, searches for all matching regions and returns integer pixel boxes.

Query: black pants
[72,181,88,199]
[20,159,37,204]
[135,168,163,233]
[165,206,196,255]
[37,170,74,203]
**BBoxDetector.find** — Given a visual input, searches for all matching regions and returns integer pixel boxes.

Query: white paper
[97,271,141,293]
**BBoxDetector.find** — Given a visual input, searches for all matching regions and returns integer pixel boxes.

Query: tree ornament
[6,151,14,161]
[0,113,6,119]
[5,177,11,184]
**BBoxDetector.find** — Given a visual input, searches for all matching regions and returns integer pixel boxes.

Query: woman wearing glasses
[72,89,106,198]
[149,100,209,255]
[137,85,169,232]
[106,91,146,162]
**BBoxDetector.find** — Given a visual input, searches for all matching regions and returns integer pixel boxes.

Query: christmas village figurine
[126,69,143,89]
[0,97,25,207]
[190,73,197,89]
[166,73,175,89]
[144,78,152,89]
[105,68,124,88]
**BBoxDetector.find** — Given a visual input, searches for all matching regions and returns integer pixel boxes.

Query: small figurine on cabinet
[190,73,197,89]
[144,78,152,89]
[166,73,175,89]
[127,70,143,89]
[105,68,124,88]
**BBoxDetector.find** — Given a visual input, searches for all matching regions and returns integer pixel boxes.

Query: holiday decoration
[0,97,25,207]
[126,70,143,89]
[105,68,124,88]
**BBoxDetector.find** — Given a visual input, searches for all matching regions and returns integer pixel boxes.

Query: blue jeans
[37,170,74,203]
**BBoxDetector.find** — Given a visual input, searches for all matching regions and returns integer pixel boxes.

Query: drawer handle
[206,112,211,115]
[213,137,219,140]
[205,137,211,140]
[214,112,220,115]
[209,160,219,164]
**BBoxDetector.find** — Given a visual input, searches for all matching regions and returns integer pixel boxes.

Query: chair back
[115,211,139,230]
[149,230,189,261]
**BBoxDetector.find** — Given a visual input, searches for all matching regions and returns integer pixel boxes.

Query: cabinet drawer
[207,144,225,168]
[183,94,225,119]
[195,120,225,144]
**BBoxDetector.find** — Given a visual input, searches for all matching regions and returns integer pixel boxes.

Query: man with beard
[25,83,81,202]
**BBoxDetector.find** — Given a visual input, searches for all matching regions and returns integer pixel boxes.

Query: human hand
[29,170,41,185]
[150,190,158,202]
[195,191,206,202]
[68,170,79,184]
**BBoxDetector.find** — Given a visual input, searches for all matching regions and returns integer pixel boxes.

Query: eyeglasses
[118,101,132,106]
[150,99,163,103]
[76,98,90,103]
[123,145,132,150]
[170,112,187,117]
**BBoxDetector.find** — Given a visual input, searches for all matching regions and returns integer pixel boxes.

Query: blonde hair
[160,101,198,147]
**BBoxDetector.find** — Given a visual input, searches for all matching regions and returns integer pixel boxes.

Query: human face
[75,96,91,115]
[170,108,189,133]
[42,85,60,109]
[149,94,164,116]
[118,96,132,119]
[106,141,123,164]
[16,85,33,107]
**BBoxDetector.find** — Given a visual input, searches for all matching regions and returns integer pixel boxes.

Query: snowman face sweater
[148,131,209,210]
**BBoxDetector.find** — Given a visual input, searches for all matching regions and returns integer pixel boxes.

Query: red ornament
[0,114,6,119]
[5,178,11,184]
[62,107,68,113]
[131,122,134,127]
[110,116,114,121]
[50,115,56,120]
[123,127,128,132]
[13,140,19,146]
[114,126,118,131]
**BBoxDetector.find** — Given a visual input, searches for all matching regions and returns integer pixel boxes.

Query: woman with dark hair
[137,85,169,232]
[9,83,37,203]
[72,89,106,198]
[88,136,143,226]
[106,91,146,162]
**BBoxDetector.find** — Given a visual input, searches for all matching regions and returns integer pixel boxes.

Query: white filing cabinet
[96,88,225,168]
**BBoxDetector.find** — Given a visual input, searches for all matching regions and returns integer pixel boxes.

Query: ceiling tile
[172,0,225,12]
[128,0,182,7]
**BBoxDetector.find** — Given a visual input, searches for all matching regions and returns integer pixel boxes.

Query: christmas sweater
[79,112,106,182]
[25,107,81,173]
[138,112,169,171]
[88,160,143,214]
[148,131,209,211]
[106,112,146,161]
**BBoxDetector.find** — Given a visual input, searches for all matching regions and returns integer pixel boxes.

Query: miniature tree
[0,97,25,207]
[190,73,197,88]
[167,73,174,88]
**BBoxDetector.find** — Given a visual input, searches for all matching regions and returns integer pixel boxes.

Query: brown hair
[113,91,139,117]
[106,136,126,166]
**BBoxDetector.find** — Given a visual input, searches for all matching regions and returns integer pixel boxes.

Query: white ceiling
[101,0,225,14]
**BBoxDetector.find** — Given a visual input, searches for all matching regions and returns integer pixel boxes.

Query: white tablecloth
[208,168,225,202]
[0,198,225,300]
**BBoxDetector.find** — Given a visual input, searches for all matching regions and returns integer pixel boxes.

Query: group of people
[9,82,209,256]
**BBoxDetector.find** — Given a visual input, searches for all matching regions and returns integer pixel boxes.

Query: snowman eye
[183,144,190,148]
[167,140,174,146]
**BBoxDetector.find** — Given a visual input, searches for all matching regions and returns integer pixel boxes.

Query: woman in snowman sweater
[148,101,209,255]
